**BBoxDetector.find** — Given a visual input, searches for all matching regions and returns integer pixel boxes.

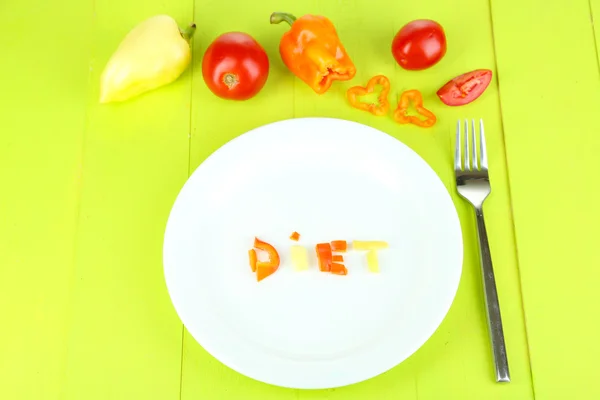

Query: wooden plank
[181,0,297,399]
[181,1,533,399]
[490,0,600,398]
[0,1,91,399]
[293,0,532,399]
[592,0,600,69]
[61,2,193,399]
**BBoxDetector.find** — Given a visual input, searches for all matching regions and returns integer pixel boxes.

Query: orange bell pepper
[289,231,300,241]
[252,237,281,281]
[346,75,391,116]
[393,89,437,127]
[270,12,356,94]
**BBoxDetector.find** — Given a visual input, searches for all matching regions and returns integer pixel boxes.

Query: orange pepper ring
[393,89,436,127]
[346,75,391,116]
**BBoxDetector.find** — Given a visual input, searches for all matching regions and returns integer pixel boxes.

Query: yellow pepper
[352,241,389,250]
[290,245,309,271]
[366,250,380,273]
[99,15,196,103]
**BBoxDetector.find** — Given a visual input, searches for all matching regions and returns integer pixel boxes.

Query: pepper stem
[180,23,197,42]
[270,12,297,27]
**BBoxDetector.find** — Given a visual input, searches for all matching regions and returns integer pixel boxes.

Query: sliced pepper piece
[353,241,387,273]
[330,240,347,252]
[366,250,380,273]
[257,266,278,282]
[332,255,344,262]
[352,241,389,250]
[253,237,281,281]
[393,89,436,127]
[346,75,391,116]
[289,231,301,241]
[290,245,309,271]
[315,243,333,272]
[270,12,356,94]
[330,263,348,275]
[248,249,257,272]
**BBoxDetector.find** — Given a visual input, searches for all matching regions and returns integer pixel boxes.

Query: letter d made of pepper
[99,15,196,103]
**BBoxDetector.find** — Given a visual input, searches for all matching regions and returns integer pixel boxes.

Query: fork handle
[475,208,511,383]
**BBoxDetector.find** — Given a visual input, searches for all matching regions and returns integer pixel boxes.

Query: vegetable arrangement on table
[96,13,488,283]
[99,12,493,126]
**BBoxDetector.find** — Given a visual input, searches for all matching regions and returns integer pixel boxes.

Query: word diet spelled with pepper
[248,232,388,282]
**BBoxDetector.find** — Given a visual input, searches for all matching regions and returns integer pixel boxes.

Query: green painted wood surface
[594,0,600,69]
[492,0,600,398]
[61,1,193,399]
[183,1,532,399]
[0,0,597,399]
[0,1,91,399]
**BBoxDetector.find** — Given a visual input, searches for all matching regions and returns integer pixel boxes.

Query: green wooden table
[1,0,599,399]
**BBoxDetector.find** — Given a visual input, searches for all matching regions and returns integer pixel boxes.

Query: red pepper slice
[253,237,281,281]
[332,255,344,262]
[393,89,436,127]
[330,240,347,252]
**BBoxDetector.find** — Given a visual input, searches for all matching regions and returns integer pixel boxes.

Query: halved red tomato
[436,69,492,106]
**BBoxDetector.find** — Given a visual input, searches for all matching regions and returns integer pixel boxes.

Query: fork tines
[455,119,488,173]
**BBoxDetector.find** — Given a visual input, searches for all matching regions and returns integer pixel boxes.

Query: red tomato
[391,19,447,70]
[436,69,492,106]
[202,32,269,100]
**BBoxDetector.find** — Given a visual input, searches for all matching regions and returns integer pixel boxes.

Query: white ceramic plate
[163,118,463,389]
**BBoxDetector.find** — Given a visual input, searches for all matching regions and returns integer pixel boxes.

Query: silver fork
[455,119,510,383]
